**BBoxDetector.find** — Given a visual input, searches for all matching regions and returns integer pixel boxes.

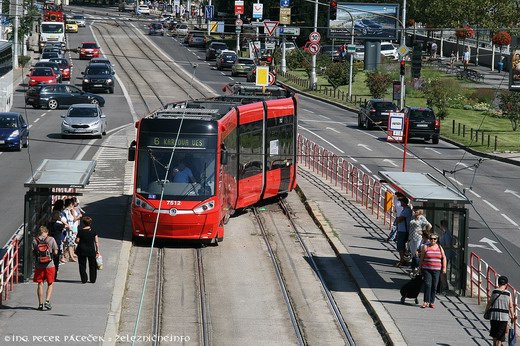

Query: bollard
[463,124,466,137]
[475,129,478,141]
[452,120,455,134]
[487,134,490,147]
[458,123,461,136]
[471,128,473,140]
[494,136,497,151]
[481,131,484,145]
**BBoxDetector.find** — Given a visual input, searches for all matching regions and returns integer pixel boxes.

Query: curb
[295,182,406,346]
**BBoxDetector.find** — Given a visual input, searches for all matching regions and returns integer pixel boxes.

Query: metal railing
[0,224,23,305]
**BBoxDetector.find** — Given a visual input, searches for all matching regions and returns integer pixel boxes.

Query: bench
[456,68,485,82]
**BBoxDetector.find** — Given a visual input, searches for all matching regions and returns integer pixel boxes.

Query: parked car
[135,4,150,15]
[79,42,100,60]
[205,41,228,61]
[89,57,115,74]
[149,23,165,36]
[358,99,398,130]
[401,106,440,144]
[231,58,256,76]
[319,44,341,62]
[353,45,365,61]
[26,67,58,86]
[284,42,297,52]
[81,63,115,94]
[25,84,105,110]
[0,112,29,151]
[66,20,79,33]
[33,61,63,83]
[380,42,398,59]
[216,50,238,70]
[61,103,107,139]
[49,58,72,80]
[71,14,86,27]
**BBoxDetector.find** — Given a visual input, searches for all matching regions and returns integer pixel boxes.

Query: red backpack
[36,237,52,264]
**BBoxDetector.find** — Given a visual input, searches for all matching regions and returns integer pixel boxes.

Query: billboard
[510,47,520,91]
[329,3,399,40]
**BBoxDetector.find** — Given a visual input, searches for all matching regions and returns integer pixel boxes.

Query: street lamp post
[310,0,318,90]
[399,0,406,109]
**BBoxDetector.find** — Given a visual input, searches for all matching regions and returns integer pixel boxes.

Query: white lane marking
[357,143,372,151]
[425,147,442,155]
[34,118,40,123]
[220,72,226,76]
[466,189,481,198]
[448,177,463,186]
[228,77,234,80]
[348,156,358,162]
[301,108,313,113]
[298,125,344,154]
[482,200,499,211]
[360,164,372,173]
[501,214,519,227]
[40,113,46,117]
[386,142,401,150]
[455,162,474,171]
[505,189,520,199]
[75,123,132,161]
[302,120,346,124]
[326,127,340,133]
[355,129,378,138]
[383,159,398,167]
[28,125,33,129]
[468,238,502,253]
[315,114,330,119]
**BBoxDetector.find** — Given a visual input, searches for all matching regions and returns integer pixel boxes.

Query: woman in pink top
[418,234,446,308]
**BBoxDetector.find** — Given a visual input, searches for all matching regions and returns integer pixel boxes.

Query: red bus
[128,84,297,244]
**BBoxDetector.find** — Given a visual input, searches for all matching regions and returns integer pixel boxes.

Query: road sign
[347,44,356,53]
[256,66,270,86]
[268,72,276,85]
[279,8,291,25]
[278,26,300,36]
[309,31,321,43]
[398,45,410,57]
[204,5,214,19]
[280,0,290,7]
[265,41,276,50]
[264,21,279,36]
[252,3,263,19]
[387,112,405,142]
[234,0,244,15]
[308,42,320,55]
[235,19,243,26]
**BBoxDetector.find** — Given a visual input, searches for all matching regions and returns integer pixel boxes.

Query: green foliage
[498,91,520,131]
[285,49,313,76]
[323,63,354,89]
[468,88,497,104]
[422,78,459,119]
[18,55,31,68]
[364,70,393,99]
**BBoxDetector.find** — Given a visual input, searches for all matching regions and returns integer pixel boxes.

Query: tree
[422,78,458,119]
[364,70,393,99]
[323,62,355,89]
[498,91,520,131]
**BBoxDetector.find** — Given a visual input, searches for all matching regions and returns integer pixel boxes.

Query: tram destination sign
[148,136,208,148]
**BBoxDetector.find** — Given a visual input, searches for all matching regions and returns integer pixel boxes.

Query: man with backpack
[32,225,58,311]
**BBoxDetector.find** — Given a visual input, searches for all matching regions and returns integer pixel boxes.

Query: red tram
[128,83,297,244]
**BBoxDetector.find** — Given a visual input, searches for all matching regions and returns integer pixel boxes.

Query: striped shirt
[489,289,511,321]
[422,245,443,270]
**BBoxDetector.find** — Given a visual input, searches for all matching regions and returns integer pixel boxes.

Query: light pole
[310,0,318,90]
[399,0,406,109]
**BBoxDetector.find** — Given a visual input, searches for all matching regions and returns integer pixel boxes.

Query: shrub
[422,78,459,119]
[323,62,355,89]
[498,91,520,130]
[447,94,467,109]
[468,88,497,104]
[473,102,491,112]
[364,70,393,99]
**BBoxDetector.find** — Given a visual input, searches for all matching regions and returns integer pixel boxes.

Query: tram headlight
[193,200,215,214]
[134,196,154,211]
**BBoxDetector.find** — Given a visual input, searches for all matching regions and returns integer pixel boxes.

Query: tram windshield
[136,134,217,201]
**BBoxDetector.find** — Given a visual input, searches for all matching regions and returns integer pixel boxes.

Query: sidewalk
[296,166,492,345]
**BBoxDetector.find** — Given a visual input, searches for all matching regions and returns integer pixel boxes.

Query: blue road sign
[205,5,214,19]
[280,0,290,7]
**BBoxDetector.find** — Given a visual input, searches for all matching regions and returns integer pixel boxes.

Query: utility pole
[206,0,211,36]
[399,0,406,109]
[281,26,286,73]
[13,0,19,69]
[310,0,318,90]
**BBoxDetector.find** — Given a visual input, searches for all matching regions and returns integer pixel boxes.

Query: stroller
[400,274,422,304]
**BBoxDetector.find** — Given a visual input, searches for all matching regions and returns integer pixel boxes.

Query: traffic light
[411,43,422,78]
[330,0,337,20]
[400,60,405,76]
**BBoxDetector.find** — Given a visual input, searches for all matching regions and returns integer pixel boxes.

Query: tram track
[92,20,211,114]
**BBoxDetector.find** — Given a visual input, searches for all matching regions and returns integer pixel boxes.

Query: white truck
[39,21,65,52]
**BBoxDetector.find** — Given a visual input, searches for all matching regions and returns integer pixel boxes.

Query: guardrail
[297,134,394,228]
[0,225,23,305]
[469,252,519,334]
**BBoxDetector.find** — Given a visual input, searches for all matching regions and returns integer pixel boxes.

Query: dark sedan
[216,51,238,70]
[205,41,228,61]
[0,112,29,151]
[358,99,398,130]
[149,23,165,36]
[81,63,115,94]
[25,84,105,110]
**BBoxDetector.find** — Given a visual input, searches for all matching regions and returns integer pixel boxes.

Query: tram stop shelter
[22,159,96,280]
[379,171,471,295]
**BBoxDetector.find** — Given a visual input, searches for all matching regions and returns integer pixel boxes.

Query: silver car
[61,104,107,139]
[71,14,86,27]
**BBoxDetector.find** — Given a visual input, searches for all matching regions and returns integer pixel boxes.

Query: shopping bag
[509,322,516,346]
[96,254,104,270]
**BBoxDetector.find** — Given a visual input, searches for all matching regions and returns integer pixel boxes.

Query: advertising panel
[329,3,399,40]
[510,47,520,91]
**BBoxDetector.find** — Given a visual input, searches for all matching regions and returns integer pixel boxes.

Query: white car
[284,42,297,52]
[176,24,189,36]
[135,4,150,15]
[380,42,398,59]
[61,104,107,139]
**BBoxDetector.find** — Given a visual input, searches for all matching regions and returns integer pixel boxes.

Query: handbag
[484,292,502,320]
[96,254,104,270]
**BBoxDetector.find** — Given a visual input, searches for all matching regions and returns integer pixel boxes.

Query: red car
[50,58,72,80]
[79,42,100,60]
[26,67,58,86]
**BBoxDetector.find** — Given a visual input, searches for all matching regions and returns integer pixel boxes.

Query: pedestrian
[388,191,408,241]
[62,199,78,262]
[408,209,432,275]
[33,226,58,311]
[48,210,65,279]
[431,42,437,58]
[75,216,100,284]
[418,233,446,308]
[394,197,413,267]
[463,47,470,70]
[485,276,517,346]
